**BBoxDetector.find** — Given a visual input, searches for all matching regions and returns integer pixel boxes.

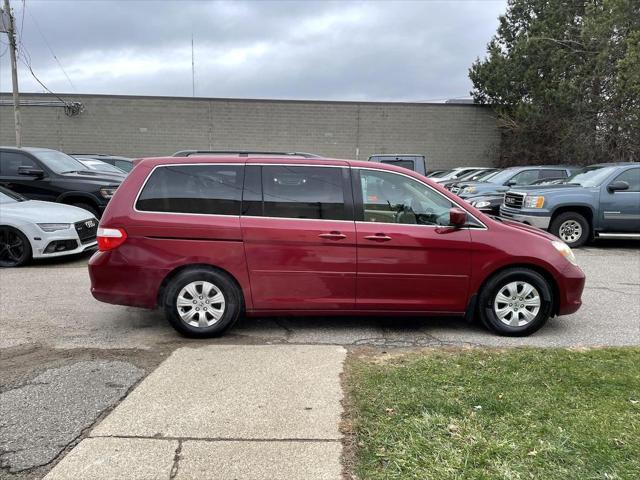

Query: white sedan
[0,187,98,267]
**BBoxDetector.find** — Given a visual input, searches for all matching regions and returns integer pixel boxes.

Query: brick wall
[0,93,500,169]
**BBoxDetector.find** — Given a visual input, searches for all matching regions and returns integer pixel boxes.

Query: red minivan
[88,155,585,337]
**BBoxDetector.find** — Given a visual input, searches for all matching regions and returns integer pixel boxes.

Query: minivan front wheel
[163,268,242,337]
[478,268,553,336]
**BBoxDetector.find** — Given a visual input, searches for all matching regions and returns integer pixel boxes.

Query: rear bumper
[557,264,586,316]
[500,206,551,229]
[88,250,167,309]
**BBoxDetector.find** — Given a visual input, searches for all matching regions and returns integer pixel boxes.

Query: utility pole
[191,34,195,97]
[2,0,21,147]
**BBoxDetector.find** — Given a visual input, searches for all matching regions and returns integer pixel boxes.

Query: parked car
[76,158,128,177]
[440,168,499,189]
[0,147,122,218]
[500,163,640,247]
[368,154,427,175]
[426,170,447,178]
[432,167,489,183]
[70,154,134,173]
[89,155,585,338]
[0,186,97,267]
[447,166,580,198]
[464,193,504,215]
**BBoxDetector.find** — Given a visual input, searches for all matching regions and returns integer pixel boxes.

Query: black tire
[0,226,32,267]
[71,202,100,218]
[550,211,590,248]
[163,267,243,338]
[478,268,553,336]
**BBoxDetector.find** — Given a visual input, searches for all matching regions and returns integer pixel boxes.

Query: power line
[17,43,83,115]
[26,5,76,92]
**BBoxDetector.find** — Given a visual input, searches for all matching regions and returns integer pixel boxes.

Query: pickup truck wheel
[550,212,590,247]
[479,268,553,336]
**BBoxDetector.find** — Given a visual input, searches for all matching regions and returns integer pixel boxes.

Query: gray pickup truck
[500,163,640,247]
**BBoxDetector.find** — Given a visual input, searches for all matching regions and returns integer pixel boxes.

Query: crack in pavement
[169,440,182,479]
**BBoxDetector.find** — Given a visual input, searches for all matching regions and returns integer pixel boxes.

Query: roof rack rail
[172,150,323,158]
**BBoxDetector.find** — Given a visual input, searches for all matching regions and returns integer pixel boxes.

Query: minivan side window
[261,166,348,220]
[136,164,244,215]
[359,169,453,226]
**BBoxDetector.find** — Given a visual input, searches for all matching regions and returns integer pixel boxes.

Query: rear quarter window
[136,164,244,215]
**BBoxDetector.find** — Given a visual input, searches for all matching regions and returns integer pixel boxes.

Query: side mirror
[449,207,467,227]
[608,180,629,193]
[505,180,516,187]
[18,166,45,178]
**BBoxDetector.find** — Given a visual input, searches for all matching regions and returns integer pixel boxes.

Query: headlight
[551,240,577,266]
[100,186,118,199]
[462,186,476,194]
[524,195,545,208]
[472,201,491,209]
[37,223,71,232]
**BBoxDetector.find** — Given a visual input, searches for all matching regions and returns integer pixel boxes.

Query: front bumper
[557,263,586,316]
[500,206,551,229]
[31,218,98,258]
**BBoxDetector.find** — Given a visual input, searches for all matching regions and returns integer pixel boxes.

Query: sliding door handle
[319,232,347,240]
[364,234,392,242]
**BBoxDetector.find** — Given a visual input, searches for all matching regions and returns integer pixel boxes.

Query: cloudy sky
[1,0,506,102]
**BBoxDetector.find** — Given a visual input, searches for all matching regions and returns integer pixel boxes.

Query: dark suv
[0,147,122,217]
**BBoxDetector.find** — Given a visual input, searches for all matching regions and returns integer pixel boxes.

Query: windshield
[0,188,24,203]
[481,169,520,184]
[477,170,500,181]
[80,159,125,174]
[33,150,89,174]
[564,166,618,187]
[438,169,467,181]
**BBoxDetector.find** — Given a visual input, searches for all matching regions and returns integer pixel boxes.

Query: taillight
[97,227,127,251]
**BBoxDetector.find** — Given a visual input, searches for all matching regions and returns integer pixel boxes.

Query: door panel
[354,168,472,311]
[356,223,471,311]
[600,168,640,232]
[242,218,356,309]
[241,165,356,310]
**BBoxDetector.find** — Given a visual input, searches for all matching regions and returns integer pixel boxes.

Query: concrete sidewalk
[44,345,346,480]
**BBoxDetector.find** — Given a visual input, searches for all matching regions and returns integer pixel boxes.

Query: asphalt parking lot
[1,240,639,479]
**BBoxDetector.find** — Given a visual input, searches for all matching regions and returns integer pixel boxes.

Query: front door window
[359,169,454,226]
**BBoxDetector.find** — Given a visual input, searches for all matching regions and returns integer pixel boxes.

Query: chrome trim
[242,215,354,223]
[132,162,487,229]
[133,162,349,218]
[596,233,640,239]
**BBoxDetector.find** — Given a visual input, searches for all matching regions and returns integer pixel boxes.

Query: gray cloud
[0,0,506,101]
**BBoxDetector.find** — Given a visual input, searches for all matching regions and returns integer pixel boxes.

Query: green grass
[346,348,640,480]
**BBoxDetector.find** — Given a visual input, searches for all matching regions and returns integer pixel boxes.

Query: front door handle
[319,231,347,240]
[364,233,392,242]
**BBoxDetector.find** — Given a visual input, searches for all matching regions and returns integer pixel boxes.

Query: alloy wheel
[0,229,27,267]
[176,281,226,328]
[493,281,541,327]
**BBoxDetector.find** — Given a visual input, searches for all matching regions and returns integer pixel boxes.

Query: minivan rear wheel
[163,268,242,337]
[478,268,553,336]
